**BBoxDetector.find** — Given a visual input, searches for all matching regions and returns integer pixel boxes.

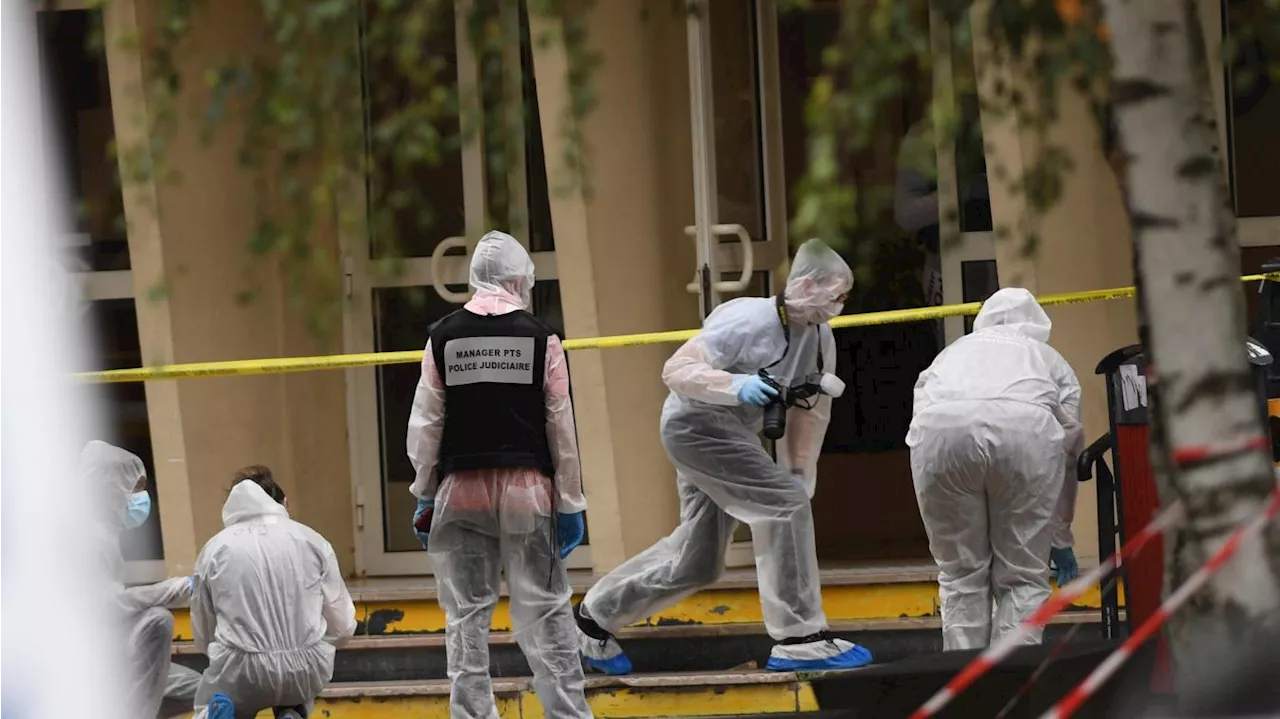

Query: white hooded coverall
[192,481,357,716]
[580,240,853,649]
[82,440,203,718]
[907,288,1083,651]
[407,230,592,719]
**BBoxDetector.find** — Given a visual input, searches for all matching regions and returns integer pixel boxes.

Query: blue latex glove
[557,511,585,559]
[1050,546,1078,586]
[412,497,434,551]
[738,375,780,407]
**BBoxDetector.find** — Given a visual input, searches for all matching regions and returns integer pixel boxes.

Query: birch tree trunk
[1100,0,1280,698]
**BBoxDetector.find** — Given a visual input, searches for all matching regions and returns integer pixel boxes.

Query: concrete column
[531,2,700,570]
[106,0,355,575]
[972,3,1138,561]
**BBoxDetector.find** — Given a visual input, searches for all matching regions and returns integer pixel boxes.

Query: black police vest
[429,309,555,479]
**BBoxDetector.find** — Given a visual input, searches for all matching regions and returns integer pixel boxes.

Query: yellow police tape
[77,273,1280,384]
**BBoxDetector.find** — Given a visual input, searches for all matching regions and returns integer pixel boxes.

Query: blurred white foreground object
[2,2,129,717]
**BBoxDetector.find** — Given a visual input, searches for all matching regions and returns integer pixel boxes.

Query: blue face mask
[124,491,152,529]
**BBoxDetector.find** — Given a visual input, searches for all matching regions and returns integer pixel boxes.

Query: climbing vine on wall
[100,0,1280,337]
[116,0,597,342]
[787,0,1112,271]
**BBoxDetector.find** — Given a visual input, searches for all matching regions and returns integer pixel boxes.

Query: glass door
[343,0,583,576]
[685,0,788,567]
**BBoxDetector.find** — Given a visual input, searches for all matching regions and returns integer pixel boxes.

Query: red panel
[1114,424,1171,691]
[1115,425,1162,627]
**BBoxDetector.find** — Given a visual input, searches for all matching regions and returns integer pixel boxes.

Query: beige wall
[532,1,700,570]
[107,0,355,575]
[973,3,1138,561]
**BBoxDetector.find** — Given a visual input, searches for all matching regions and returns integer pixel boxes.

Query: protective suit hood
[470,230,535,309]
[82,440,145,533]
[972,288,1051,343]
[222,480,289,527]
[784,239,853,325]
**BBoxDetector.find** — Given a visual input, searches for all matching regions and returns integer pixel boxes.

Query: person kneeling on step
[573,240,873,674]
[193,466,357,719]
[407,230,593,719]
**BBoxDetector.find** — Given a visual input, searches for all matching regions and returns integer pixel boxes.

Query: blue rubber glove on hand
[738,375,780,407]
[1050,546,1078,586]
[412,497,434,551]
[557,511,586,559]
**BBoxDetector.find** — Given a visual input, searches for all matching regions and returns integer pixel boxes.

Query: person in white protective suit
[82,440,205,718]
[407,230,592,719]
[192,465,357,719]
[574,239,874,674]
[907,287,1084,651]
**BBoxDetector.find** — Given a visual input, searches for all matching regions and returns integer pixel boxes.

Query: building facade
[49,0,1280,582]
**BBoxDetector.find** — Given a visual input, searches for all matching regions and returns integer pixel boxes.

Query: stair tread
[171,611,1110,654]
[320,669,807,698]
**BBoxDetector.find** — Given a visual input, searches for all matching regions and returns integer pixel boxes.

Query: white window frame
[341,0,585,576]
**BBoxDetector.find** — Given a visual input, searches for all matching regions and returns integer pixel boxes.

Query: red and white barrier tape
[1039,489,1280,719]
[1171,434,1270,466]
[908,501,1185,719]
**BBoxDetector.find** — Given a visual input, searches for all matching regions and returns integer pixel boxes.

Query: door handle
[684,223,755,293]
[430,235,472,303]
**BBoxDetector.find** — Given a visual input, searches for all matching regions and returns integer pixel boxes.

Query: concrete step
[172,613,1109,683]
[214,669,826,718]
[169,566,1120,642]
[183,636,1130,719]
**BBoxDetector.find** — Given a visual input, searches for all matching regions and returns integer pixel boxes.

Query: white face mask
[817,301,845,323]
[123,490,151,529]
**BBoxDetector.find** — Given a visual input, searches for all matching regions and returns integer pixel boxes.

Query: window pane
[374,286,464,552]
[80,300,162,560]
[710,0,766,242]
[778,4,939,454]
[952,16,992,233]
[532,279,565,334]
[1227,0,1280,218]
[364,3,466,259]
[37,10,129,272]
[718,270,771,303]
[520,3,556,253]
[961,259,999,334]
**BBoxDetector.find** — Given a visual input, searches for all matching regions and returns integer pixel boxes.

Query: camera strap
[766,291,823,373]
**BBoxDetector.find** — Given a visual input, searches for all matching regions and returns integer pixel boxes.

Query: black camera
[759,371,826,440]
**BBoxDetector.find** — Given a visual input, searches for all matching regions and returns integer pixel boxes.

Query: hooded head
[469,230,535,309]
[972,287,1051,342]
[222,476,289,527]
[784,239,854,325]
[81,440,147,533]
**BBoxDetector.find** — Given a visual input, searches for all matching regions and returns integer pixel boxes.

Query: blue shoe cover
[584,650,633,676]
[765,642,874,672]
